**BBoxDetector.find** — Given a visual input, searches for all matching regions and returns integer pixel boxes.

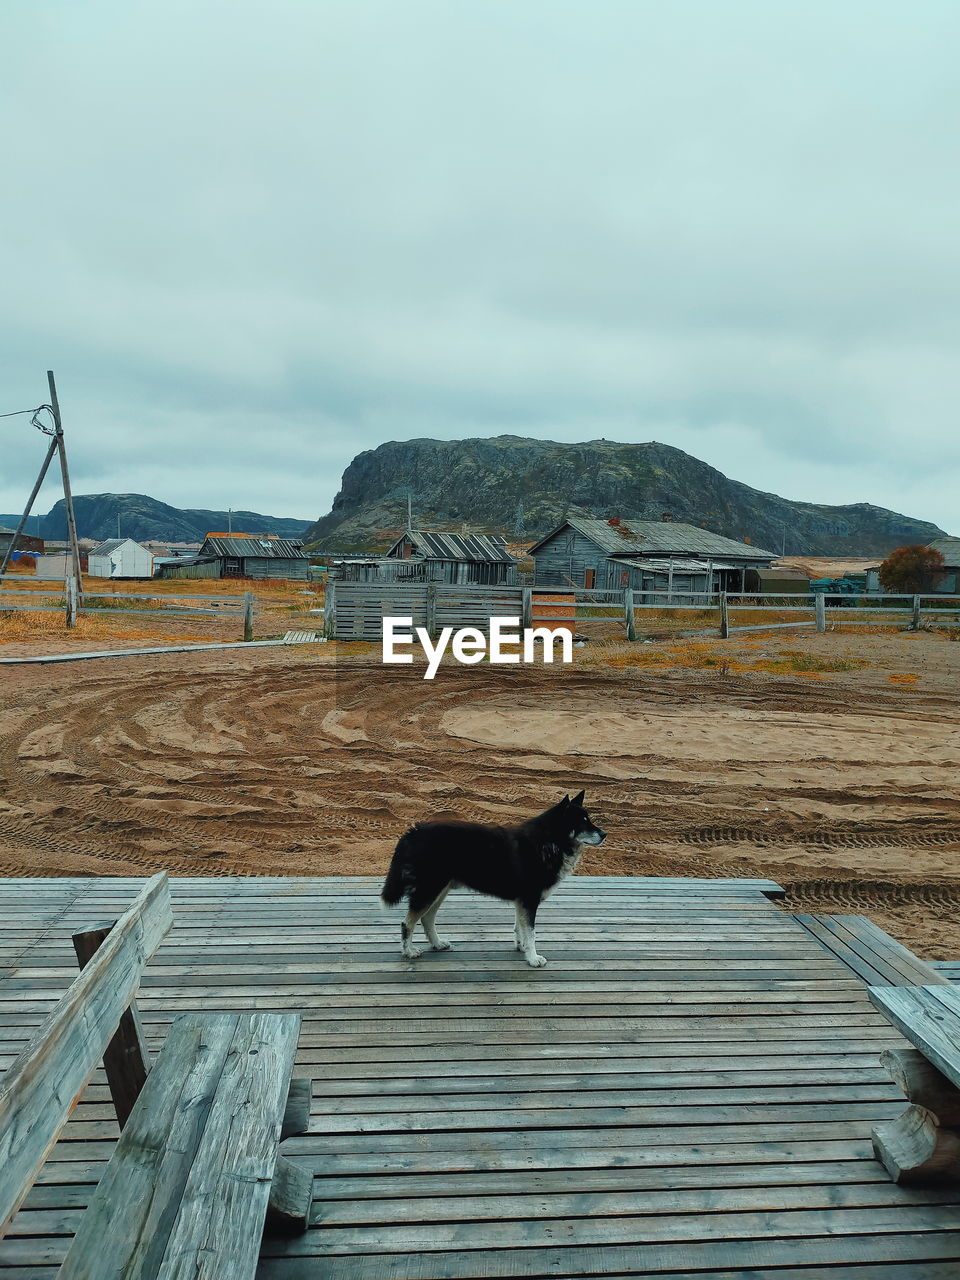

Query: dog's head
[555,789,606,847]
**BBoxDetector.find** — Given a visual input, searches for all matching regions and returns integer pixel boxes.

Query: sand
[0,628,958,958]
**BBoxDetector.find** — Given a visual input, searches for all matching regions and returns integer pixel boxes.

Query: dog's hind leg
[420,884,453,951]
[516,899,547,968]
[400,881,448,960]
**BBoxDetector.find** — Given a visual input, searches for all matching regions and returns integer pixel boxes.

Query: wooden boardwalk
[2,875,960,1278]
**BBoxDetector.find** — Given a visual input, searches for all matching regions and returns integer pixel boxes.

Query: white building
[87,538,154,580]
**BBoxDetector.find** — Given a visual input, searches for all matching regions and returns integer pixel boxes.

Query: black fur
[380,791,606,967]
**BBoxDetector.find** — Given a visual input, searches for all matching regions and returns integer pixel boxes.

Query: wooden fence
[0,577,255,640]
[328,580,960,643]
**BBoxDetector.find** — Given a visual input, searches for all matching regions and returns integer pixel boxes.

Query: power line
[0,404,56,434]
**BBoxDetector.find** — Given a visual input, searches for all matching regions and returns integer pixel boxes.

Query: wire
[0,406,45,418]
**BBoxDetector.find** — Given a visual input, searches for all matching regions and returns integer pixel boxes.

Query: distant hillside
[303,435,946,556]
[0,494,311,544]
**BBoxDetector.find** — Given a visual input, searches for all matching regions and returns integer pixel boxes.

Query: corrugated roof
[201,536,306,559]
[89,538,148,555]
[390,530,516,563]
[529,517,776,560]
[929,536,960,566]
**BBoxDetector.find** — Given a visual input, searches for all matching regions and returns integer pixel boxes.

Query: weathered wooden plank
[59,1011,301,1280]
[251,1232,960,1278]
[0,873,171,1240]
[266,1201,960,1254]
[869,986,960,1090]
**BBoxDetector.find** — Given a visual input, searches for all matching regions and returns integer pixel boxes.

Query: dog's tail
[380,832,414,908]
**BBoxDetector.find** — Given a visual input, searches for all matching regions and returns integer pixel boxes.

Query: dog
[380,791,606,967]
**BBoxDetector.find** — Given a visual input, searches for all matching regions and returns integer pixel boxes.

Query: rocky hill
[0,494,311,544]
[303,436,945,556]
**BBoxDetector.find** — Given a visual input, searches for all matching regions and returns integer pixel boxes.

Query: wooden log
[0,873,171,1240]
[281,1077,312,1139]
[880,1047,960,1126]
[719,591,729,638]
[872,1103,960,1183]
[265,1155,313,1234]
[242,590,254,642]
[815,593,826,632]
[72,924,152,1130]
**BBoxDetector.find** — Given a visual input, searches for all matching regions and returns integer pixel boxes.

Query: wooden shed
[382,529,519,585]
[198,534,309,581]
[87,537,154,580]
[528,516,776,594]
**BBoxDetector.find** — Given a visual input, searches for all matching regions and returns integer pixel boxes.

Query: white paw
[525,953,547,968]
[431,940,452,951]
[401,946,423,960]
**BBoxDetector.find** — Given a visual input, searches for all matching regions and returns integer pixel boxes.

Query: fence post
[911,595,921,631]
[425,583,437,638]
[815,593,826,632]
[323,580,336,638]
[718,591,729,639]
[521,587,532,630]
[624,588,636,641]
[242,591,254,642]
[65,575,78,629]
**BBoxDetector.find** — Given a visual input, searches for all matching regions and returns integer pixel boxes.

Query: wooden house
[528,516,776,594]
[198,533,309,581]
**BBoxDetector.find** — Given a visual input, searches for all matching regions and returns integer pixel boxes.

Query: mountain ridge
[303,435,946,557]
[0,494,311,544]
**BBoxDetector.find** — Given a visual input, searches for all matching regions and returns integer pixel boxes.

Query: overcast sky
[1,0,957,532]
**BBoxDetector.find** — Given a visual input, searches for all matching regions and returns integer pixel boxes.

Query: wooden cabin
[198,533,309,581]
[528,516,777,594]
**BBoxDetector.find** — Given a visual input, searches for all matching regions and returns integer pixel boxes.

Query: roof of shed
[389,530,516,563]
[201,536,305,558]
[89,538,150,555]
[528,517,776,560]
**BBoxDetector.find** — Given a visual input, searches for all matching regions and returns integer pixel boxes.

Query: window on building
[584,568,596,589]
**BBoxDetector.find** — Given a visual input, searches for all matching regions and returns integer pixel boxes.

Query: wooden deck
[2,875,960,1278]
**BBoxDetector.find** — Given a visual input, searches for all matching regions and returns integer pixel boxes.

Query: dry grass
[581,635,869,677]
[0,609,212,646]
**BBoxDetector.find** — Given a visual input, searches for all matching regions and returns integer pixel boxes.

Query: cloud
[1,0,957,531]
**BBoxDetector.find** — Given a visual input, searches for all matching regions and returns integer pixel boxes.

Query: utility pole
[47,372,84,604]
[117,512,121,540]
[228,508,233,534]
[406,493,412,533]
[0,372,82,591]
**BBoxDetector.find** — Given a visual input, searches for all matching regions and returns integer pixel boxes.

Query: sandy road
[1,641,959,954]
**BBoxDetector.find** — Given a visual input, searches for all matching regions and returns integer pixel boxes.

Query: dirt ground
[1,625,959,959]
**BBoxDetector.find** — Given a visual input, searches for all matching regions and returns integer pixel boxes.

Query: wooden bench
[868,983,960,1183]
[0,872,311,1275]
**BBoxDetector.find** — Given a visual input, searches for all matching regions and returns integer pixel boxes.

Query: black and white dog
[380,791,606,967]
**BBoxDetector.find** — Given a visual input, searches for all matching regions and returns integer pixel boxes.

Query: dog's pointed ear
[560,794,570,806]
[572,789,585,806]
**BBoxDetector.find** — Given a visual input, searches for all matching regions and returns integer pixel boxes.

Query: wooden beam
[0,872,171,1239]
[72,923,153,1130]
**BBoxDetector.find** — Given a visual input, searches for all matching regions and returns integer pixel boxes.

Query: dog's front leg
[517,900,547,968]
